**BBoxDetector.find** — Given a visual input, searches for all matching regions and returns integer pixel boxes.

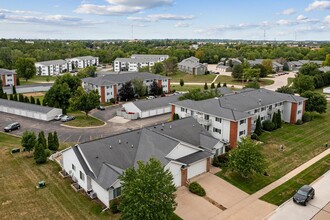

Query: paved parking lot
[268,170,330,220]
[0,111,170,143]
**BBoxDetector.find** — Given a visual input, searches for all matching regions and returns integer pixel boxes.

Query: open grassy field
[215,75,274,86]
[260,154,330,205]
[217,102,330,194]
[171,84,204,91]
[64,111,105,127]
[20,75,56,85]
[22,92,45,103]
[170,71,216,83]
[0,132,119,219]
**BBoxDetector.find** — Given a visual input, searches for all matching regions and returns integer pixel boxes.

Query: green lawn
[260,154,330,205]
[170,71,216,83]
[287,77,294,86]
[0,132,119,219]
[20,75,56,85]
[171,84,204,91]
[217,102,330,194]
[215,75,274,86]
[64,111,105,127]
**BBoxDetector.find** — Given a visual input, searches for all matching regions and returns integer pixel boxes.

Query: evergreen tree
[277,109,282,128]
[9,94,13,100]
[19,94,24,102]
[16,77,20,86]
[12,85,16,94]
[21,131,36,153]
[254,116,262,136]
[47,132,54,150]
[272,112,278,129]
[42,99,46,106]
[223,82,227,87]
[34,141,47,164]
[0,79,3,94]
[204,82,208,90]
[13,94,18,101]
[53,131,59,151]
[180,79,184,87]
[3,92,8,100]
[217,82,221,88]
[24,96,29,103]
[36,98,41,105]
[30,96,35,104]
[38,131,47,149]
[211,82,215,89]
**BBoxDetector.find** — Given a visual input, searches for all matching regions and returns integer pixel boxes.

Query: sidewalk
[210,148,330,220]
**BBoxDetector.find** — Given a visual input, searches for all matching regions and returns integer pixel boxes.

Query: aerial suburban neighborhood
[0,0,330,220]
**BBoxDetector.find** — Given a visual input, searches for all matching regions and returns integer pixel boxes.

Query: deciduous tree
[70,86,100,116]
[276,86,295,94]
[15,58,36,82]
[21,131,36,153]
[119,81,135,101]
[132,78,145,97]
[119,158,177,220]
[301,91,327,114]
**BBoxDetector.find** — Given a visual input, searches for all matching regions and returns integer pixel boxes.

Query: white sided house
[61,118,223,207]
[0,68,17,87]
[113,54,168,72]
[0,99,62,121]
[171,88,307,148]
[66,56,99,69]
[35,59,72,76]
[118,94,182,119]
[82,72,170,103]
[178,56,207,75]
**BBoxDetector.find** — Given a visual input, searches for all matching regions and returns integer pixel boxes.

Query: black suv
[4,122,21,132]
[293,185,315,206]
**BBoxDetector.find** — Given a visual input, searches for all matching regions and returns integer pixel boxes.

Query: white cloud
[276,19,298,25]
[128,14,194,22]
[75,0,173,15]
[175,22,190,28]
[0,9,103,26]
[281,8,296,15]
[305,1,330,12]
[325,15,330,23]
[297,14,308,20]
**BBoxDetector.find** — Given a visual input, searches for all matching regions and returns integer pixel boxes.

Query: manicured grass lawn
[20,76,55,85]
[217,103,330,194]
[287,77,294,86]
[171,84,204,91]
[170,71,216,83]
[64,111,105,127]
[215,75,274,86]
[260,154,330,205]
[0,132,119,219]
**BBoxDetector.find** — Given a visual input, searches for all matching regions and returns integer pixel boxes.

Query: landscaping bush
[262,120,275,131]
[218,153,229,167]
[110,198,121,214]
[110,98,116,104]
[189,182,206,196]
[296,119,303,125]
[44,149,51,157]
[251,133,259,140]
[212,156,220,167]
[302,112,313,123]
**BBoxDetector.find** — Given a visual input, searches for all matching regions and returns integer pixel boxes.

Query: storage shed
[0,99,62,121]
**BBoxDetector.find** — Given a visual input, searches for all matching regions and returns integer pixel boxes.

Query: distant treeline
[0,39,329,69]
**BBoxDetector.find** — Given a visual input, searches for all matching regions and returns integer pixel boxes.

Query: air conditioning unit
[72,176,77,182]
[89,192,97,199]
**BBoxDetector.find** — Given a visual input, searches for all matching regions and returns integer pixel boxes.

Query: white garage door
[149,109,157,117]
[141,111,149,118]
[188,160,207,179]
[172,173,181,187]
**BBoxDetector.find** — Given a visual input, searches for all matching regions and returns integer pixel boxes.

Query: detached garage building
[0,99,62,121]
[118,95,182,119]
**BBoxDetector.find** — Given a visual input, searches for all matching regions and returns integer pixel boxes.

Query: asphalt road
[0,111,170,144]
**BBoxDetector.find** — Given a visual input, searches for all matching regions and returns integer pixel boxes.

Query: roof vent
[154,126,156,128]
[170,125,172,129]
[161,128,164,131]
[109,145,112,149]
[259,99,262,105]
[131,145,134,148]
[96,156,99,159]
[118,139,121,144]
[193,124,195,127]
[162,123,165,127]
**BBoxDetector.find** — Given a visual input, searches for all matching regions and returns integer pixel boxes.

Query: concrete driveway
[264,72,295,91]
[0,111,170,143]
[268,170,330,220]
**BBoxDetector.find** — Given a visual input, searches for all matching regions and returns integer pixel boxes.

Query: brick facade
[168,79,171,93]
[181,167,188,186]
[290,102,298,124]
[113,85,117,100]
[100,86,105,103]
[1,75,5,86]
[247,117,252,136]
[229,121,238,148]
[206,157,211,172]
[302,100,306,115]
[171,105,175,119]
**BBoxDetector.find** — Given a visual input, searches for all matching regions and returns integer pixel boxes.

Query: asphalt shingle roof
[176,151,213,165]
[115,57,160,63]
[75,117,218,189]
[0,68,16,75]
[82,72,169,86]
[0,99,61,114]
[131,54,169,59]
[128,95,182,111]
[36,59,67,66]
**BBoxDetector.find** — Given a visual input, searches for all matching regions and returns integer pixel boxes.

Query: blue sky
[0,0,329,40]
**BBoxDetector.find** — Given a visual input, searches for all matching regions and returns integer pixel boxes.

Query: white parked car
[146,96,155,100]
[54,114,64,121]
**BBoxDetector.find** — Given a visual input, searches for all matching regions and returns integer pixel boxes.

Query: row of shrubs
[297,112,316,125]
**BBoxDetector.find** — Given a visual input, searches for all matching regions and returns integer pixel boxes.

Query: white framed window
[298,110,301,114]
[240,119,246,125]
[239,130,246,136]
[72,164,75,171]
[181,107,185,112]
[113,187,121,198]
[80,171,85,181]
[213,127,221,134]
[215,117,222,123]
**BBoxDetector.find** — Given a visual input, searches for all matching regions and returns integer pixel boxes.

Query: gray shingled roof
[173,99,251,121]
[176,151,212,165]
[128,95,182,111]
[0,68,16,75]
[131,54,169,59]
[218,88,306,112]
[179,56,204,69]
[71,56,96,60]
[36,59,67,66]
[83,72,168,86]
[115,57,160,63]
[75,117,218,189]
[217,87,233,96]
[0,99,61,114]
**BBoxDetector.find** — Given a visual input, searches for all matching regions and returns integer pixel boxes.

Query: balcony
[196,117,212,126]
